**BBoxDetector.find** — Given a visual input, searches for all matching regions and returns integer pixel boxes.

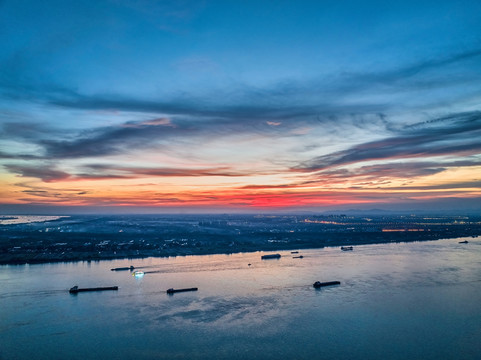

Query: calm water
[1,238,480,360]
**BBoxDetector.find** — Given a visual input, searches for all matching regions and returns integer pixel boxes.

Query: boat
[459,240,469,244]
[69,285,118,294]
[313,281,341,288]
[111,266,135,271]
[293,255,304,259]
[166,287,198,294]
[132,271,144,277]
[341,246,353,251]
[261,254,281,260]
[291,251,299,254]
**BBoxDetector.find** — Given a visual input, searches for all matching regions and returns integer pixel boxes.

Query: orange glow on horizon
[2,163,480,211]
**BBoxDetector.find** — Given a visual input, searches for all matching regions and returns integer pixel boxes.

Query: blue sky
[1,0,481,213]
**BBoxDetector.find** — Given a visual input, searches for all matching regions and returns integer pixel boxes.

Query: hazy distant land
[1,214,480,265]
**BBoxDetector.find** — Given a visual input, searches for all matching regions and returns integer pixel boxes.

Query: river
[1,238,480,359]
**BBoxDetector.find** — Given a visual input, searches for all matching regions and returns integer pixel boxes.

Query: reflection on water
[1,238,480,359]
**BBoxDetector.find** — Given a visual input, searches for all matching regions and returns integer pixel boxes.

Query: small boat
[313,281,341,288]
[293,255,304,259]
[291,251,299,254]
[133,271,144,277]
[69,285,118,294]
[261,254,281,260]
[166,287,198,294]
[111,266,135,271]
[341,246,353,251]
[459,240,469,244]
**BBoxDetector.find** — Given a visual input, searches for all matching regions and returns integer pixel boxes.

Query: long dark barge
[69,285,119,294]
[313,281,341,288]
[111,266,135,271]
[166,287,198,294]
[261,254,281,260]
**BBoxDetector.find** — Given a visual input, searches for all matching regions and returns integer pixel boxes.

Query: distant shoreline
[2,214,480,266]
[1,233,477,266]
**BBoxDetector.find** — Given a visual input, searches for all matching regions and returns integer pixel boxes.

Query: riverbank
[2,231,478,265]
[2,213,480,265]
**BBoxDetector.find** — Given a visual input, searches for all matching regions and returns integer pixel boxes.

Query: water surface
[1,238,480,359]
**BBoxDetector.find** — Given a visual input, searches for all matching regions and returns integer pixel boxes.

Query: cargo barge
[261,254,281,259]
[69,285,119,294]
[166,287,198,294]
[313,281,341,288]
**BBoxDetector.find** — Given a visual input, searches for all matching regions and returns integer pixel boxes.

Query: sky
[1,0,481,214]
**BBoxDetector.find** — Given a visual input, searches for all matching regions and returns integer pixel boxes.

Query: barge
[111,266,135,271]
[69,285,118,294]
[261,254,281,260]
[313,281,341,288]
[166,287,198,294]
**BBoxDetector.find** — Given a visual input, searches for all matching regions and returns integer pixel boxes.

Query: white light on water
[133,271,144,277]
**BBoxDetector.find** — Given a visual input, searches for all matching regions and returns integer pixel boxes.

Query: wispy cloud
[47,48,481,121]
[4,162,262,182]
[4,164,71,182]
[3,47,479,122]
[313,159,481,181]
[78,164,263,179]
[38,119,183,159]
[293,111,481,172]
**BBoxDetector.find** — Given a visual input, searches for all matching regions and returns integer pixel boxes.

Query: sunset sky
[1,0,481,214]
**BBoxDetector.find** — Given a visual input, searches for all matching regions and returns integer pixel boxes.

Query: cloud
[122,117,175,128]
[3,44,478,113]
[50,94,325,122]
[2,109,320,161]
[0,151,40,160]
[79,164,261,178]
[320,163,447,180]
[2,47,480,150]
[5,47,471,162]
[335,48,481,92]
[4,164,71,182]
[237,160,481,192]
[294,111,481,172]
[384,180,481,191]
[38,119,183,159]
[316,159,481,181]
[3,162,263,182]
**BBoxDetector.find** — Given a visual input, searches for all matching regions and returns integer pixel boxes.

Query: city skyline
[1,0,481,214]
